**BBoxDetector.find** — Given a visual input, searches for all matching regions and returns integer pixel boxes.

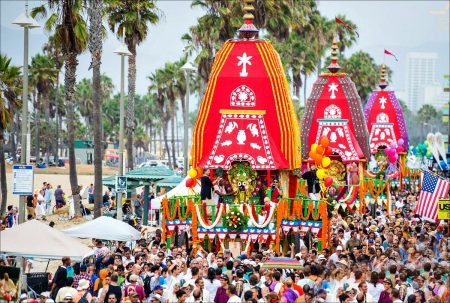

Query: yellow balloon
[188,168,198,178]
[316,168,325,180]
[311,143,318,152]
[322,157,331,168]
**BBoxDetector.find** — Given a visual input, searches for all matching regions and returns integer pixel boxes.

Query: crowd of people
[8,183,449,303]
[2,172,450,303]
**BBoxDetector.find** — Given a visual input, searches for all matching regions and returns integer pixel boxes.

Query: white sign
[116,176,127,192]
[12,165,34,195]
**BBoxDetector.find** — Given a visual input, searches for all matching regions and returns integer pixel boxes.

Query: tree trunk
[89,0,103,219]
[126,43,137,171]
[170,107,176,168]
[0,130,7,214]
[44,93,51,164]
[54,79,60,164]
[9,124,16,163]
[317,58,322,77]
[162,119,171,167]
[54,110,59,163]
[65,52,81,217]
[34,94,41,162]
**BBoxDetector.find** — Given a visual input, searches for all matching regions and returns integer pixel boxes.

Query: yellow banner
[438,199,450,219]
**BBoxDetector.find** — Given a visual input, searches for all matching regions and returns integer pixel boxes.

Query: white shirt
[204,279,221,299]
[228,295,241,303]
[273,282,283,294]
[367,283,384,302]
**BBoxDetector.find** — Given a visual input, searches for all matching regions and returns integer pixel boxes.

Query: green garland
[222,206,249,232]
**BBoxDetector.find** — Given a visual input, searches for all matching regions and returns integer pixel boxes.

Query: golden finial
[327,35,341,73]
[379,64,388,90]
[243,0,255,20]
[238,0,258,39]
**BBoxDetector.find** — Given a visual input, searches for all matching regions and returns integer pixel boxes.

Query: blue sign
[12,165,34,195]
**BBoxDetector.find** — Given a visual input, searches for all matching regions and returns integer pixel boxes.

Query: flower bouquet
[222,206,249,232]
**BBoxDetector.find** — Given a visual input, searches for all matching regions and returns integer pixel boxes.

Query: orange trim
[264,43,290,163]
[257,43,287,164]
[258,42,301,168]
[267,45,297,166]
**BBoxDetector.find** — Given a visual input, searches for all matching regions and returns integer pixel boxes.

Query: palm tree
[105,0,161,171]
[29,54,58,163]
[32,0,89,217]
[75,78,93,138]
[0,54,22,213]
[43,34,64,162]
[148,69,172,166]
[1,58,22,165]
[88,0,103,218]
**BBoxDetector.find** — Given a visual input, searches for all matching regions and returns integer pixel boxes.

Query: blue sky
[1,1,449,103]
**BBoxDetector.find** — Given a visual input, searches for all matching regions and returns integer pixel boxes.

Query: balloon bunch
[383,139,405,178]
[186,168,202,188]
[384,138,405,164]
[308,136,333,188]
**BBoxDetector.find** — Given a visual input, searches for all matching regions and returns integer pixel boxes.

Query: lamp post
[113,43,131,221]
[13,4,40,225]
[181,62,195,176]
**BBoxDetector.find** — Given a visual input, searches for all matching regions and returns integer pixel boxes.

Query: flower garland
[222,206,249,232]
[246,204,275,228]
[195,203,224,230]
[273,198,329,254]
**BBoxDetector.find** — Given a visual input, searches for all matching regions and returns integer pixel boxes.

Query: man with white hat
[328,245,343,265]
[72,279,92,303]
[63,293,74,303]
[55,277,77,303]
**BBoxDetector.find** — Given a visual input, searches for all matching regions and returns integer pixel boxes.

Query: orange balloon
[309,150,317,160]
[319,137,330,148]
[315,154,323,166]
[316,145,325,155]
[196,168,203,178]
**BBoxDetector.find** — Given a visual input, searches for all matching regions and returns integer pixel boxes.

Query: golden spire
[243,0,255,20]
[327,35,341,73]
[379,64,388,90]
[238,0,258,39]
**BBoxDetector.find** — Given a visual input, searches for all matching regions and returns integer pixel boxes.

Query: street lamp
[113,43,131,221]
[181,62,195,176]
[13,3,40,224]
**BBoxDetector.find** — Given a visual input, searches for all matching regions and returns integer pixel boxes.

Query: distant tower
[406,52,438,111]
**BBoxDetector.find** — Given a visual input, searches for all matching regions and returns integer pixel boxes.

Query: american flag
[415,171,450,221]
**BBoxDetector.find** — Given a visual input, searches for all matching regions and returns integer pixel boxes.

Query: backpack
[143,275,152,297]
[78,291,89,303]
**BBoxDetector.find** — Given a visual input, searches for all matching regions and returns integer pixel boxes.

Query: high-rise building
[406,52,438,111]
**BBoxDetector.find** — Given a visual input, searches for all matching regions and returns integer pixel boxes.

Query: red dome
[191,40,301,170]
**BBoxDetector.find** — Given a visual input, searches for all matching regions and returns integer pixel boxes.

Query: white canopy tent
[63,216,141,241]
[154,176,200,203]
[0,220,93,261]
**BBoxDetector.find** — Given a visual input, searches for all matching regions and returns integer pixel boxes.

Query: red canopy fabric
[364,90,409,153]
[191,40,300,170]
[301,74,370,162]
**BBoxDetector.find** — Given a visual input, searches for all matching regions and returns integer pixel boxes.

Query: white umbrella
[63,216,141,241]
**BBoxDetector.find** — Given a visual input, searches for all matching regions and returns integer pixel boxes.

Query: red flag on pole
[384,49,399,61]
[335,17,359,37]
